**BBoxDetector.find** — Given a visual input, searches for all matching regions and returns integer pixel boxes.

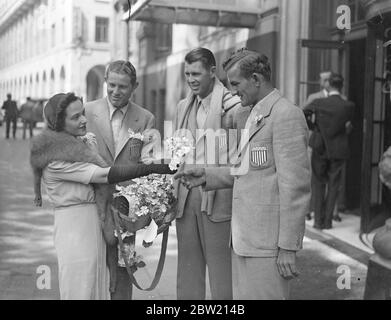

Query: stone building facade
[0,0,112,104]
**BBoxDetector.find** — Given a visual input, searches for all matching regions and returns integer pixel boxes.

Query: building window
[347,0,366,24]
[155,23,172,57]
[51,23,56,47]
[61,17,66,43]
[95,17,109,43]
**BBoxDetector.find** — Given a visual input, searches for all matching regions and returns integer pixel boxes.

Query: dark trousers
[5,117,17,139]
[311,151,345,228]
[22,120,34,139]
[110,267,133,300]
[176,188,232,300]
[110,236,134,300]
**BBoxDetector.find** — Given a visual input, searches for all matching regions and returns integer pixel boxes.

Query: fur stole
[30,129,108,170]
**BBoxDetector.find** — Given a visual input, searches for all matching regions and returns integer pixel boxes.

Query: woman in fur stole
[30,93,174,300]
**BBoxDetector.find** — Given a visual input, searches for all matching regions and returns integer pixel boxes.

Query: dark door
[361,25,391,233]
[346,39,366,211]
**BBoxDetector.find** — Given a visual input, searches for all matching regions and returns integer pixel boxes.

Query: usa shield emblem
[251,146,268,167]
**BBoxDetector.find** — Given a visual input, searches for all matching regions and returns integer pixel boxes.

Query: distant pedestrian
[303,71,331,110]
[20,97,35,139]
[2,93,18,139]
[304,73,354,230]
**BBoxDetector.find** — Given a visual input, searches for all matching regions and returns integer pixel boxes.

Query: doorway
[345,38,366,211]
[86,65,105,102]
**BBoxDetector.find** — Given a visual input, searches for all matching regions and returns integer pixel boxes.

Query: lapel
[115,102,142,159]
[196,78,224,145]
[178,93,197,138]
[239,89,282,156]
[248,89,281,141]
[115,102,141,160]
[93,99,115,159]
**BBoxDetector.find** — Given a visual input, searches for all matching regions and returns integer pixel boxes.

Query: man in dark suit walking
[304,73,354,229]
[2,93,18,139]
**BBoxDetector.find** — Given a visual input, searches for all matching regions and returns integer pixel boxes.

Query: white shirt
[196,92,212,128]
[107,98,129,152]
[328,90,340,97]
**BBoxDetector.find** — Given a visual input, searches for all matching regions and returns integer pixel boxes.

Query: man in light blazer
[85,60,155,300]
[173,48,245,300]
[175,49,311,299]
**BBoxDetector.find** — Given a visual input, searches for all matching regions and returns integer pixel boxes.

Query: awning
[361,0,391,23]
[123,0,266,28]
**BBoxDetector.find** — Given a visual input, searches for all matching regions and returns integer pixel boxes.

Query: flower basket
[112,196,152,233]
[112,174,178,236]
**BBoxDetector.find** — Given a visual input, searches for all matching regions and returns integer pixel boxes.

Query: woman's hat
[43,93,67,131]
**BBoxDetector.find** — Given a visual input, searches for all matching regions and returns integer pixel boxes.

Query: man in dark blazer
[304,73,354,229]
[2,93,18,139]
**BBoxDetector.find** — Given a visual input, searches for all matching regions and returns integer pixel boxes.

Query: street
[0,123,369,300]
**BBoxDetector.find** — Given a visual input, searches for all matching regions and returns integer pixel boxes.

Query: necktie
[112,108,123,152]
[196,100,207,128]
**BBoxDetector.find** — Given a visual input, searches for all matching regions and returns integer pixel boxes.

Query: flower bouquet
[110,136,193,278]
[111,174,177,273]
[165,136,194,170]
[112,174,177,236]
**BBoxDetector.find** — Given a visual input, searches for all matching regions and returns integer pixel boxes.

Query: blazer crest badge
[250,146,268,167]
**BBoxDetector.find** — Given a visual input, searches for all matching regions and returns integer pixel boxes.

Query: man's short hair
[105,60,137,85]
[7,93,11,99]
[184,47,216,70]
[328,73,344,91]
[222,48,271,82]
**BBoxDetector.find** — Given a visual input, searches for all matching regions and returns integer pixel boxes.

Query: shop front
[300,0,391,233]
[360,0,391,232]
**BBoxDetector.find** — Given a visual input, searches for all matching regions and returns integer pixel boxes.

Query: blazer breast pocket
[249,141,273,170]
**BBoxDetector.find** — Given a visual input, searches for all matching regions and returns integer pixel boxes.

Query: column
[120,5,129,60]
[279,0,308,104]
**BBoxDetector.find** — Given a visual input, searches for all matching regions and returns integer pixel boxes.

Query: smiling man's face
[184,61,215,99]
[106,72,137,108]
[227,65,259,107]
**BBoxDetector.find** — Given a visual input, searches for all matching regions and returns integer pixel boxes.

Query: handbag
[372,218,391,260]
